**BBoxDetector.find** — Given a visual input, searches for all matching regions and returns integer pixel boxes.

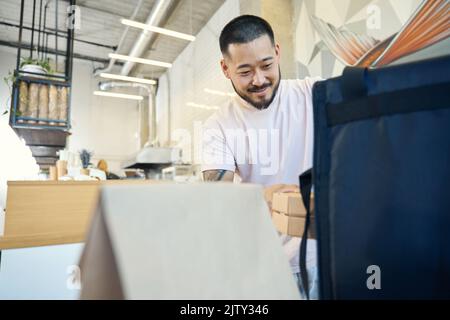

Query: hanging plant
[2,70,17,116]
[2,57,53,117]
[20,57,53,74]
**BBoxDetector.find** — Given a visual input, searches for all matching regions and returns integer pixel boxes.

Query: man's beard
[231,68,281,110]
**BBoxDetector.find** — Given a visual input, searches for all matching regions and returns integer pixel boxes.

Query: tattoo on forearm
[204,170,225,181]
[203,170,233,181]
[217,170,226,180]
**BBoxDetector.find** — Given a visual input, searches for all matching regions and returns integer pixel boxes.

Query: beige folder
[79,183,301,300]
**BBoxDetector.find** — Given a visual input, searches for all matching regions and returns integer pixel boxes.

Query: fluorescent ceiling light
[204,88,236,97]
[187,102,219,110]
[100,73,157,85]
[109,53,172,68]
[94,91,143,100]
[121,18,196,42]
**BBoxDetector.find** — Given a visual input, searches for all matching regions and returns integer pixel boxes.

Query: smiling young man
[201,15,321,298]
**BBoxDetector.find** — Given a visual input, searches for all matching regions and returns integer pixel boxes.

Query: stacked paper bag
[271,192,315,238]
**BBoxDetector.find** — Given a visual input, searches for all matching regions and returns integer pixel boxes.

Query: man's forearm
[202,170,234,182]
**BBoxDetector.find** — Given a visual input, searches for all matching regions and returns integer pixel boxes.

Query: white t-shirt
[201,77,322,273]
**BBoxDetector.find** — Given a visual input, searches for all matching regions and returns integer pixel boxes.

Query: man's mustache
[248,83,272,92]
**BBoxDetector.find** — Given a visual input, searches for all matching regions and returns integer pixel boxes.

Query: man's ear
[275,43,281,63]
[220,59,231,79]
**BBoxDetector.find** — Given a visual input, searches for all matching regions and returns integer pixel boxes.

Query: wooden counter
[0,180,157,250]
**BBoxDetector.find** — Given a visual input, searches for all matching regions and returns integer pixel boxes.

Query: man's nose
[252,69,265,87]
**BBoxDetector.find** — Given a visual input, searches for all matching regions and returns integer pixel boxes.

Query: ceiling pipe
[93,0,144,76]
[120,0,173,76]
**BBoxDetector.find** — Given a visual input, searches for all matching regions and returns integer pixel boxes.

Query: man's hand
[202,170,234,182]
[263,184,299,212]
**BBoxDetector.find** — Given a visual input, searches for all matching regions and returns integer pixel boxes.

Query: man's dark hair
[219,15,275,55]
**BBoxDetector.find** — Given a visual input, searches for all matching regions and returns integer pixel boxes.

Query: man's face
[221,35,281,110]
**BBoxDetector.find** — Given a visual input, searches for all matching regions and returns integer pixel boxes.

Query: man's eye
[239,71,250,76]
[263,64,272,69]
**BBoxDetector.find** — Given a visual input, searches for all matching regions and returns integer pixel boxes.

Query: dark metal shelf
[8,0,75,169]
[16,73,71,85]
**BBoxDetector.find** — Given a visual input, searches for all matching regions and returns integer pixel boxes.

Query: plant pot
[80,168,89,175]
[20,64,48,78]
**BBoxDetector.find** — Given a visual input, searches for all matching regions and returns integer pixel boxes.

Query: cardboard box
[272,210,315,238]
[272,192,314,217]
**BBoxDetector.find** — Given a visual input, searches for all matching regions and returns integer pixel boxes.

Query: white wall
[68,60,142,174]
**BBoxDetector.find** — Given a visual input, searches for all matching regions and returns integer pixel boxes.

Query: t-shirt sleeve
[303,76,324,92]
[201,117,236,173]
[296,76,324,112]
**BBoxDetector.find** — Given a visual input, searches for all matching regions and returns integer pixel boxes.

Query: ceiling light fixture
[100,73,157,85]
[94,91,144,100]
[121,18,196,42]
[109,53,172,68]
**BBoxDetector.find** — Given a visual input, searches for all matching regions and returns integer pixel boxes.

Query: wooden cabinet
[0,180,155,249]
